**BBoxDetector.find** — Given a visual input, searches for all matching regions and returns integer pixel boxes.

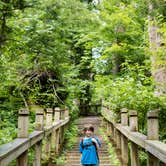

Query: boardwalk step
[63,117,119,166]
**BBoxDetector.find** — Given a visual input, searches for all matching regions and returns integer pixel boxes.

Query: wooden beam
[102,108,166,164]
[0,118,69,166]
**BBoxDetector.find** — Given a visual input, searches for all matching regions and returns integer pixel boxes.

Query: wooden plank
[145,140,166,164]
[0,118,69,166]
[44,118,69,137]
[102,111,166,164]
[114,123,166,164]
[29,131,44,146]
[0,139,28,159]
[129,132,147,148]
[0,139,29,166]
[44,126,54,136]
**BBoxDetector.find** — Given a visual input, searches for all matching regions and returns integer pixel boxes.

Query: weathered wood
[121,108,128,126]
[129,111,138,132]
[147,111,159,166]
[64,107,69,118]
[131,143,139,166]
[52,108,60,151]
[59,126,64,149]
[35,108,44,130]
[17,109,29,166]
[147,111,159,140]
[60,109,65,120]
[114,128,117,145]
[145,140,166,164]
[29,131,44,147]
[46,108,53,127]
[34,109,44,166]
[116,125,147,148]
[102,108,166,164]
[0,119,69,166]
[17,109,29,138]
[45,108,53,156]
[17,151,28,166]
[106,122,110,136]
[110,123,114,139]
[55,129,60,154]
[0,139,29,166]
[33,141,42,166]
[54,107,60,122]
[121,135,128,166]
[59,109,66,147]
[130,111,139,166]
[120,108,128,166]
[116,130,121,151]
[44,118,69,137]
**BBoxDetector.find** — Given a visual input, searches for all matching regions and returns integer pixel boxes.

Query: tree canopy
[0,0,166,155]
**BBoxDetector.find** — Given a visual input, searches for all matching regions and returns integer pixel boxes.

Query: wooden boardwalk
[0,107,166,166]
[64,117,119,166]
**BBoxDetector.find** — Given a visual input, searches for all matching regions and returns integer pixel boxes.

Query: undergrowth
[50,121,79,166]
[100,124,120,166]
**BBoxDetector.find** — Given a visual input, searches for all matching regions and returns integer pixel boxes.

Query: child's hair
[88,125,94,132]
[83,124,94,133]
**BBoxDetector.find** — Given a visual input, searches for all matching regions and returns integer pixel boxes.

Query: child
[88,125,101,148]
[79,125,101,166]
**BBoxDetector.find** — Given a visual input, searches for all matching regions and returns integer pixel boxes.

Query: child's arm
[91,138,99,151]
[95,137,101,147]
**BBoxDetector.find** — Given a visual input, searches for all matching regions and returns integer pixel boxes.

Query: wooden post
[121,108,128,126]
[34,108,44,166]
[121,108,128,166]
[64,107,69,118]
[60,109,65,120]
[114,127,117,145]
[17,109,29,166]
[121,135,128,166]
[106,122,110,136]
[147,111,159,166]
[55,128,60,154]
[54,107,60,154]
[35,108,44,130]
[110,123,114,140]
[45,108,53,156]
[54,107,60,122]
[116,130,121,154]
[59,109,65,149]
[46,108,53,127]
[130,111,139,166]
[52,108,60,152]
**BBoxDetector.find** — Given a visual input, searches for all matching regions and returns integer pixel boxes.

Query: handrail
[0,107,70,166]
[102,106,166,165]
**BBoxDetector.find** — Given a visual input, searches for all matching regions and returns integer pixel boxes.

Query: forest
[0,0,166,165]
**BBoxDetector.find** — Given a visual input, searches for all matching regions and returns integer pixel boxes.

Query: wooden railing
[101,106,166,166]
[0,107,70,166]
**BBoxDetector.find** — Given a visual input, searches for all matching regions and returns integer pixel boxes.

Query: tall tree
[148,0,166,95]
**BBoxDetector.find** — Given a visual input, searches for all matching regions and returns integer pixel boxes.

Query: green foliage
[0,124,17,145]
[50,122,78,165]
[100,126,120,166]
[64,122,79,150]
[93,63,166,137]
[0,0,166,156]
[95,0,146,74]
[51,154,66,166]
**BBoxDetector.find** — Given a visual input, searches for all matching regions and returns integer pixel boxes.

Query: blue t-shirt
[79,137,100,165]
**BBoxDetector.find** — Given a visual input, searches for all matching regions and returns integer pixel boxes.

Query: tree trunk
[148,0,166,95]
